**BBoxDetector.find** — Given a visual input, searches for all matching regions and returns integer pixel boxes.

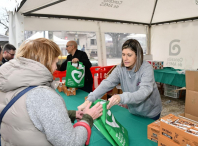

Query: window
[90,39,97,45]
[105,33,147,66]
[24,31,98,66]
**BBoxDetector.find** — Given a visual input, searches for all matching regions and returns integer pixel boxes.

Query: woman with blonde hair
[0,38,103,146]
[78,39,162,120]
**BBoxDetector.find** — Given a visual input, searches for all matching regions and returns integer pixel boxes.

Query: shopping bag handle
[71,61,79,68]
[73,122,91,145]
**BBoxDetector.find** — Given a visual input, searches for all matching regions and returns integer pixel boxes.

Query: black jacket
[2,58,7,64]
[60,50,93,85]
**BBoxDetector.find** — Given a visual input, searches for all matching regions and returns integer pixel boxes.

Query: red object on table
[90,66,101,91]
[98,65,114,84]
[53,70,66,82]
[73,122,91,146]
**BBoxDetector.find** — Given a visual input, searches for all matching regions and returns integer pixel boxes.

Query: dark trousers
[79,83,93,93]
[151,113,161,120]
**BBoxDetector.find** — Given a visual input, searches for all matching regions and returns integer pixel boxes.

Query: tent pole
[23,13,149,26]
[96,22,105,66]
[147,0,158,55]
[151,17,198,25]
[16,0,27,12]
[24,0,66,14]
[146,26,151,55]
[150,0,158,25]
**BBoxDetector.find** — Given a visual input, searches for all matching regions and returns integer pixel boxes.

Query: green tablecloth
[154,67,186,87]
[57,89,157,146]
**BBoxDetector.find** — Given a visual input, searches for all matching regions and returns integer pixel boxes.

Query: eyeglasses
[66,45,73,48]
[7,51,15,56]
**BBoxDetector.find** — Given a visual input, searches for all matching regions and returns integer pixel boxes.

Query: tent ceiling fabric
[18,0,198,25]
[152,0,198,23]
[20,0,155,24]
[19,0,61,13]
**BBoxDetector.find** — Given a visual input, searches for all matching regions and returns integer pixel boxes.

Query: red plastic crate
[98,65,114,84]
[53,70,66,82]
[90,66,101,91]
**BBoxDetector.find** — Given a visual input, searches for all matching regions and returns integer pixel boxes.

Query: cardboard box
[158,135,180,146]
[160,114,198,146]
[148,135,158,143]
[147,120,160,143]
[179,113,198,125]
[186,71,198,92]
[185,71,198,122]
[185,90,198,121]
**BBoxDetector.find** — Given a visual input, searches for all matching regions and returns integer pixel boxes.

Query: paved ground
[160,94,185,118]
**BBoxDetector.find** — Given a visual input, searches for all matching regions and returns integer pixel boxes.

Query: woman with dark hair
[78,39,162,120]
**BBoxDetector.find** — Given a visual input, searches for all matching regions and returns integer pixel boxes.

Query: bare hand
[72,58,79,63]
[107,95,121,109]
[76,110,84,120]
[83,102,103,120]
[78,100,90,111]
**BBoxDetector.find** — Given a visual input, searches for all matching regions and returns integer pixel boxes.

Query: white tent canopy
[27,31,69,46]
[8,0,198,69]
[15,0,198,24]
[0,34,9,42]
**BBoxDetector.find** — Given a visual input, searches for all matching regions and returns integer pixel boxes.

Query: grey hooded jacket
[87,60,162,118]
[0,57,90,146]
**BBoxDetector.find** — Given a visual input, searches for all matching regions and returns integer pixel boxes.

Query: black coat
[2,58,7,64]
[59,50,93,85]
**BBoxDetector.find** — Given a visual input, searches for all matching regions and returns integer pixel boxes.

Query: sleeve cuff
[81,114,93,128]
[119,94,124,104]
[68,110,76,123]
[87,93,95,102]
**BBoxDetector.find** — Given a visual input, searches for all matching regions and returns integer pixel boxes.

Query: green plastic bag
[65,61,85,88]
[92,99,129,146]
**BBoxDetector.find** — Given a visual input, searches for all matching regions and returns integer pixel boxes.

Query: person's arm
[78,66,120,111]
[68,110,76,123]
[87,66,120,102]
[119,65,154,105]
[78,67,120,110]
[26,87,92,146]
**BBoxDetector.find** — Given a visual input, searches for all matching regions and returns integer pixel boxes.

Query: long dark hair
[121,39,143,72]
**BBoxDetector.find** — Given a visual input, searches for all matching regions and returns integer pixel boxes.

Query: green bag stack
[65,61,85,88]
[91,99,129,146]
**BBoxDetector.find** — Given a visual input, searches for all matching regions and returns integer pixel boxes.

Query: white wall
[151,21,198,70]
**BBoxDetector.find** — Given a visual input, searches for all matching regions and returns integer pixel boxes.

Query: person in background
[81,45,85,52]
[60,41,93,93]
[0,46,3,66]
[78,39,162,120]
[0,38,103,146]
[2,43,16,64]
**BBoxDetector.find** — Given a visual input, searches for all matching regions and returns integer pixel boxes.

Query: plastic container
[164,84,180,98]
[90,66,101,91]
